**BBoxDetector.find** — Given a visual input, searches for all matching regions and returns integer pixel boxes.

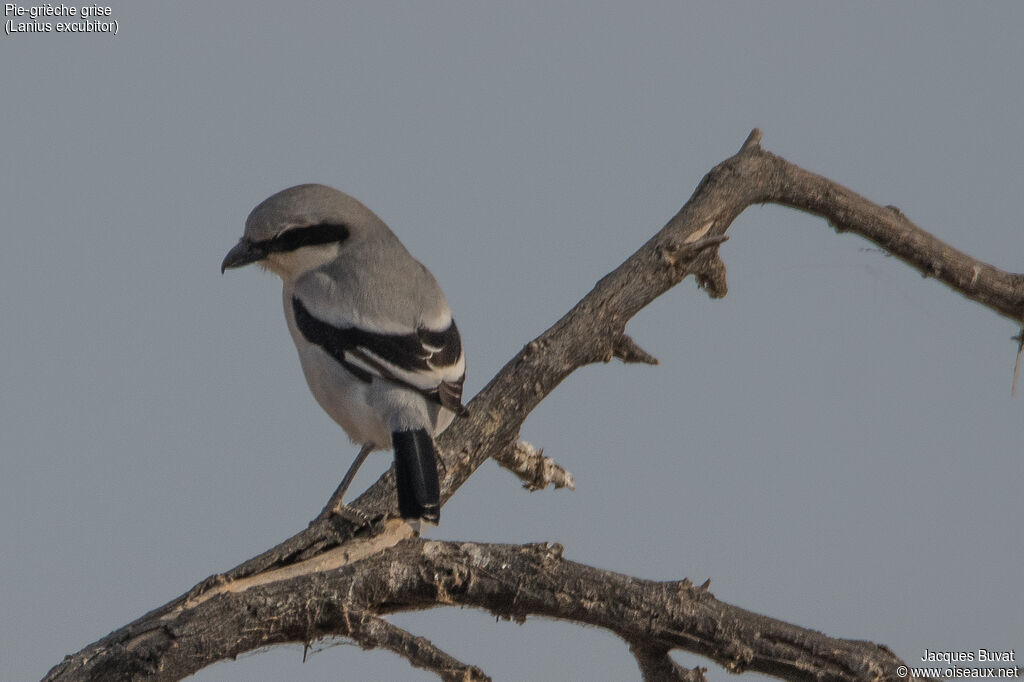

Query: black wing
[292,296,467,415]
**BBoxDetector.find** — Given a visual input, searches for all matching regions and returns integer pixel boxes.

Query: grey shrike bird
[222,184,467,524]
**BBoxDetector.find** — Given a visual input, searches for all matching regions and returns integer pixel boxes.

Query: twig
[492,440,575,491]
[1012,329,1024,397]
[631,644,707,682]
[345,613,490,682]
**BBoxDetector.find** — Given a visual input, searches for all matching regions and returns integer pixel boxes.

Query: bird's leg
[315,444,374,526]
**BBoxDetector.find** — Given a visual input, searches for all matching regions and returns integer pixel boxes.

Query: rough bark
[44,129,1023,682]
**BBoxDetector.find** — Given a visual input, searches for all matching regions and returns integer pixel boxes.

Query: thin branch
[1012,328,1023,397]
[761,146,1024,323]
[344,613,490,682]
[631,644,707,682]
[492,439,575,491]
[612,334,659,365]
[740,128,764,152]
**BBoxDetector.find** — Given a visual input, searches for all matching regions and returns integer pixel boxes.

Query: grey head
[221,184,393,276]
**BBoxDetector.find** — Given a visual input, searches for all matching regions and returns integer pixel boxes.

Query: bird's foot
[319,503,374,534]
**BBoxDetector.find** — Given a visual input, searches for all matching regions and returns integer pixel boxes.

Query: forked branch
[46,129,1021,682]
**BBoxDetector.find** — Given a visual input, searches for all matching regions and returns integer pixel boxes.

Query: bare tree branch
[43,539,936,682]
[612,334,660,365]
[630,643,707,682]
[45,129,1022,681]
[1012,328,1024,397]
[492,439,575,491]
[341,613,490,682]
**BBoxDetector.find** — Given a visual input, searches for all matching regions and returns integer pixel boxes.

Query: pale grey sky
[4,3,1023,681]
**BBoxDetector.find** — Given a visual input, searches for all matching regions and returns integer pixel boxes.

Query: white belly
[297,342,393,448]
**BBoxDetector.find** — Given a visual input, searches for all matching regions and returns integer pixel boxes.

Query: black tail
[392,429,440,523]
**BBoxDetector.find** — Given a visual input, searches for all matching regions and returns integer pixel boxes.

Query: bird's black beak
[221,239,266,274]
